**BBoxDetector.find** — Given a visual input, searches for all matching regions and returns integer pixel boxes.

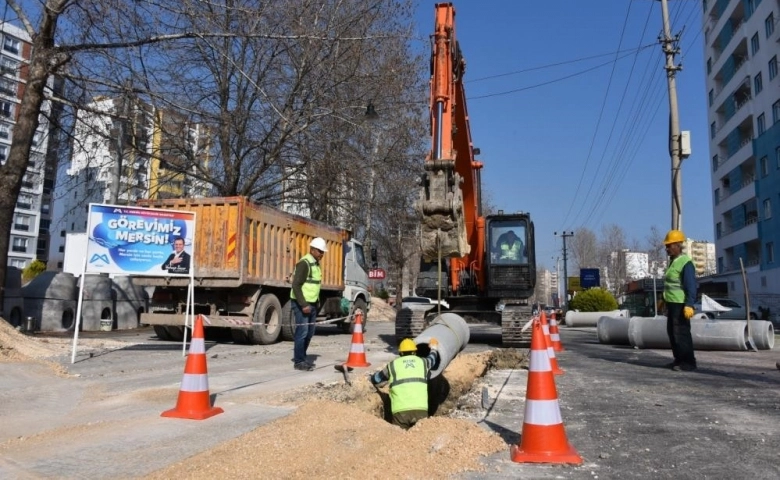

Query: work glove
[429,338,439,351]
[683,306,695,319]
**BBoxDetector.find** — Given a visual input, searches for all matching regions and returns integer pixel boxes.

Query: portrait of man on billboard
[161,236,191,275]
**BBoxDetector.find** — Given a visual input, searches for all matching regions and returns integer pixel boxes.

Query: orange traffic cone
[343,311,371,368]
[511,320,582,465]
[540,311,564,375]
[161,315,224,420]
[549,312,565,352]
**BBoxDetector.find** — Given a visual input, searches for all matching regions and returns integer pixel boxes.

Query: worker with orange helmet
[370,338,440,429]
[662,229,697,371]
[290,237,328,371]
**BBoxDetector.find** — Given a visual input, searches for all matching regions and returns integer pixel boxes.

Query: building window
[773,100,780,124]
[776,146,780,169]
[770,56,778,81]
[714,188,720,205]
[0,77,15,96]
[0,144,6,163]
[13,214,31,232]
[767,12,775,38]
[712,154,719,171]
[57,262,63,269]
[2,36,20,55]
[754,72,763,95]
[761,156,769,176]
[0,57,18,76]
[716,222,722,239]
[58,245,65,253]
[768,242,775,264]
[11,237,28,253]
[764,198,772,219]
[17,194,33,210]
[0,122,10,139]
[708,89,714,106]
[0,100,12,118]
[710,121,716,139]
[707,57,712,75]
[751,32,760,55]
[757,113,766,135]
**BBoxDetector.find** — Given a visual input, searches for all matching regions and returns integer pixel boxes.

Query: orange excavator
[396,2,536,347]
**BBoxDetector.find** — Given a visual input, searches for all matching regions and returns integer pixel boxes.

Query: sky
[410,0,712,267]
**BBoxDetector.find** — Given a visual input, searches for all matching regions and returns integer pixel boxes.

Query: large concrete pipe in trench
[412,313,470,379]
[627,317,775,351]
[565,309,630,328]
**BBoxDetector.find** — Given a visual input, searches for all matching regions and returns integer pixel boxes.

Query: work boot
[294,362,314,371]
[680,363,697,372]
[665,360,680,369]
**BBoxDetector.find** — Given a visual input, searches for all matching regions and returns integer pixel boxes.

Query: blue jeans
[292,301,317,364]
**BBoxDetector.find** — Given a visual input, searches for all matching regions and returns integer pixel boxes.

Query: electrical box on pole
[680,131,691,158]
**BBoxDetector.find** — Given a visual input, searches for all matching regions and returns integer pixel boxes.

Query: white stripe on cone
[542,324,550,335]
[354,323,363,333]
[547,346,558,361]
[181,373,210,392]
[350,343,365,353]
[524,399,564,425]
[189,338,205,354]
[529,349,552,372]
[551,332,561,342]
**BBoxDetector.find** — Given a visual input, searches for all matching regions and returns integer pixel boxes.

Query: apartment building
[703,0,780,295]
[48,95,211,269]
[683,238,717,276]
[1,22,59,270]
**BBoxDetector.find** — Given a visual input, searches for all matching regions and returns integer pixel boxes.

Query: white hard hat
[310,237,328,252]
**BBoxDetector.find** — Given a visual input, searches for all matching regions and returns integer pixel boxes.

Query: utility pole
[659,0,686,231]
[555,231,574,310]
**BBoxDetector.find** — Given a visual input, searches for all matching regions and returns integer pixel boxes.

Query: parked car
[694,297,759,320]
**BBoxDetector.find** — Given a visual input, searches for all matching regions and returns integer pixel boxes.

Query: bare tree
[645,225,666,272]
[569,227,598,272]
[1,0,424,306]
[598,224,628,296]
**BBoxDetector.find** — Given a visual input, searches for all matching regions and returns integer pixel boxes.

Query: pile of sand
[147,399,507,479]
[369,299,396,322]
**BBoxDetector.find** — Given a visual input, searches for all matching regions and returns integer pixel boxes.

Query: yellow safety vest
[663,254,692,303]
[500,240,523,260]
[290,254,322,303]
[388,355,429,414]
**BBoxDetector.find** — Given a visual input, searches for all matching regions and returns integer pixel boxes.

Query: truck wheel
[166,326,185,342]
[342,298,368,334]
[230,328,251,344]
[280,299,295,342]
[154,326,172,341]
[249,294,282,345]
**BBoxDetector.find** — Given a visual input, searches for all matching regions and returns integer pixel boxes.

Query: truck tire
[248,294,282,345]
[166,326,185,342]
[342,298,368,334]
[154,325,172,341]
[280,299,295,342]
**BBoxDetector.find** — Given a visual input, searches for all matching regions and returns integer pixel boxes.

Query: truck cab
[485,213,536,300]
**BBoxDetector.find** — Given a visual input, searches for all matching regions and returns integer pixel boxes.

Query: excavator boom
[419,2,481,262]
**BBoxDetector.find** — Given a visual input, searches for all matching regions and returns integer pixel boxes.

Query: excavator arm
[419,2,482,268]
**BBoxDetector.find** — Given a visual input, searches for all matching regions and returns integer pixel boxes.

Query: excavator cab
[485,214,536,299]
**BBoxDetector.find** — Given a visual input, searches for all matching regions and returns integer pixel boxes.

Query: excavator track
[501,305,532,348]
[394,304,431,341]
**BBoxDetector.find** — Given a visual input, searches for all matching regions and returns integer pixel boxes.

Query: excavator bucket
[418,166,470,261]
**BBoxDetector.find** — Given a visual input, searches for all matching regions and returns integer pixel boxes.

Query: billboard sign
[85,204,195,277]
[580,268,601,289]
[368,268,386,280]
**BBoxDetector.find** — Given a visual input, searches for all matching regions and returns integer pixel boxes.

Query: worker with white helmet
[370,337,440,429]
[662,229,697,372]
[290,237,328,371]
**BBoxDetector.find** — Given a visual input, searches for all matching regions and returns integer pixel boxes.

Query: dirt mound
[146,399,506,479]
[0,319,56,362]
[370,299,396,322]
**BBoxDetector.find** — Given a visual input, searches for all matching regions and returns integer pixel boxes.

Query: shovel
[334,364,353,385]
[739,258,758,352]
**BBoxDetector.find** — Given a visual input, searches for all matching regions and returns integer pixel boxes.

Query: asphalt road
[1,321,778,479]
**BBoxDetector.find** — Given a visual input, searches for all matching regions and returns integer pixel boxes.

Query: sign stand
[70,255,88,364]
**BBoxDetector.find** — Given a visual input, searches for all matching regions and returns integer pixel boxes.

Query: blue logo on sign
[90,253,109,264]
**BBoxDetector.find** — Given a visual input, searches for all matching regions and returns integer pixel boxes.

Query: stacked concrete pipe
[627,316,775,351]
[413,313,470,379]
[565,309,630,328]
[597,315,647,346]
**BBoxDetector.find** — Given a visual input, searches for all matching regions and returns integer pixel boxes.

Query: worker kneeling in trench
[370,338,441,429]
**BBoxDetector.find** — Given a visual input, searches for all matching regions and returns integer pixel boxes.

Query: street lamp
[554,231,574,310]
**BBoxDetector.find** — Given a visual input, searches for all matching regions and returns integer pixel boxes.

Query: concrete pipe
[628,316,758,351]
[413,312,470,379]
[565,309,629,328]
[749,320,775,350]
[596,316,634,345]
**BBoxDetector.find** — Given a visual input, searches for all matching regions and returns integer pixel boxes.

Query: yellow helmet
[663,229,685,245]
[398,338,417,353]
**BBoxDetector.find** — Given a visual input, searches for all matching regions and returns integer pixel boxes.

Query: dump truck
[133,196,371,345]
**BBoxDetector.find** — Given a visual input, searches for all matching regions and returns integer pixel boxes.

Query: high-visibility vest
[388,355,428,414]
[500,239,523,260]
[290,254,322,303]
[663,254,692,303]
